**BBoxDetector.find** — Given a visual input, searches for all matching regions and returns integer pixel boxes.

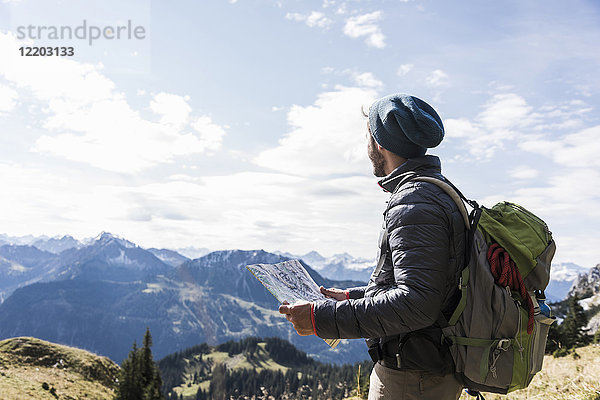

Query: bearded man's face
[367,133,386,177]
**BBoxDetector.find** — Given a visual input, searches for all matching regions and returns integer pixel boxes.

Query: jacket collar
[378,155,442,193]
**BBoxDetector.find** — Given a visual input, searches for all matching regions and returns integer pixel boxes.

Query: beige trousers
[368,362,464,400]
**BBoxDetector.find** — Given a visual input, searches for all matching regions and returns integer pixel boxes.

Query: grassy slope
[0,337,119,400]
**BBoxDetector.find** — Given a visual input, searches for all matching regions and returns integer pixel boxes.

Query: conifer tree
[562,296,589,348]
[115,329,165,400]
[209,363,228,400]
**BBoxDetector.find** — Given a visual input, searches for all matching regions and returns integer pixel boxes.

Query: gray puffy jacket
[313,155,466,341]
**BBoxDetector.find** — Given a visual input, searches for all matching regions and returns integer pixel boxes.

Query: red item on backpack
[487,243,534,334]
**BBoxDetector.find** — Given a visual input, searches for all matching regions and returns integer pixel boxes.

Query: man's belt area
[366,329,455,376]
[367,337,404,370]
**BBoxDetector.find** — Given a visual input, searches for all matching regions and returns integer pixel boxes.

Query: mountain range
[0,233,367,365]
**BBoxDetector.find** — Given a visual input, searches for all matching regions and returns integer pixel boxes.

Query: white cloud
[444,93,550,159]
[478,93,536,131]
[508,166,539,180]
[397,64,413,76]
[149,92,192,127]
[425,69,449,88]
[353,72,382,88]
[0,32,226,173]
[343,11,386,49]
[191,116,227,153]
[286,11,333,28]
[118,172,386,258]
[521,125,600,168]
[0,83,18,113]
[254,85,378,176]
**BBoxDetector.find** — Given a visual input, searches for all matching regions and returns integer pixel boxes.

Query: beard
[368,135,387,177]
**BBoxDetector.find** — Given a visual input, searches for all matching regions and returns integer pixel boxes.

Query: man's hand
[320,286,348,301]
[278,301,314,336]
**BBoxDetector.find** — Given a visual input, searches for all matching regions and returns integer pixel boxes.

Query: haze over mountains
[0,231,597,367]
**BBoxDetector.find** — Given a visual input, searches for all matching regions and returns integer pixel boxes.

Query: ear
[376,142,384,151]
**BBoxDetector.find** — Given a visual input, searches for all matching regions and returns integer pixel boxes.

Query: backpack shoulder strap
[411,176,471,229]
[372,174,475,277]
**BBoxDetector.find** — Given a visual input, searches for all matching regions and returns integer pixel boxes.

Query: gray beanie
[368,94,444,158]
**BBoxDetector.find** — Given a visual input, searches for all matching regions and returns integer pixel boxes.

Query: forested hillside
[158,336,372,400]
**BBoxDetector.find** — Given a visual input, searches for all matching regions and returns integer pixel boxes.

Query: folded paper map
[246,259,341,349]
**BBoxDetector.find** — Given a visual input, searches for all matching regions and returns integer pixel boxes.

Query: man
[279,93,466,400]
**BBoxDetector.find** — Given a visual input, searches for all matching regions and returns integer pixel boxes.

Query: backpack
[405,175,557,396]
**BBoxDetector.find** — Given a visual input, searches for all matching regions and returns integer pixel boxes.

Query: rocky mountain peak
[568,264,600,299]
[92,232,137,249]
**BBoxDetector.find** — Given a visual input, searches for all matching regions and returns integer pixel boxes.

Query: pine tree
[115,341,144,400]
[562,296,590,348]
[209,363,228,400]
[546,320,564,353]
[115,329,165,400]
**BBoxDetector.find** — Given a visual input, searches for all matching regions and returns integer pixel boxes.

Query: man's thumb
[278,304,291,314]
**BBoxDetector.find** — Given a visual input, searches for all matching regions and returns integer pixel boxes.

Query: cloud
[149,92,192,127]
[0,83,18,113]
[397,64,413,76]
[425,69,448,88]
[443,93,563,159]
[521,125,600,168]
[343,11,386,49]
[478,93,536,131]
[0,32,226,173]
[253,85,378,176]
[352,72,382,88]
[118,172,387,258]
[286,11,333,28]
[508,166,539,180]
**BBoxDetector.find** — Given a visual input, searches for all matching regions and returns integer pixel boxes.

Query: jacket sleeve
[347,286,366,299]
[313,185,451,339]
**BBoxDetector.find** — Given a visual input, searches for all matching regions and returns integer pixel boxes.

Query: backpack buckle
[497,338,511,351]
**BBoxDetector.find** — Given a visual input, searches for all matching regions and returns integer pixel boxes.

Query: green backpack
[412,176,556,396]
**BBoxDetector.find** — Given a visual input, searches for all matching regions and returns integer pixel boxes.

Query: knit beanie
[368,94,444,158]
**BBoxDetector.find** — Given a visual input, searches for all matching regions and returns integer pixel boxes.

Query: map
[246,259,341,349]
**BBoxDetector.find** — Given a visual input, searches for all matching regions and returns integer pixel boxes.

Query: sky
[0,0,599,268]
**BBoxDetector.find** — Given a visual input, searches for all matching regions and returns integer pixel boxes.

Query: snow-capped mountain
[148,248,190,267]
[546,262,591,302]
[567,264,600,334]
[568,264,600,300]
[279,251,374,283]
[0,233,43,246]
[32,235,81,254]
[175,246,212,260]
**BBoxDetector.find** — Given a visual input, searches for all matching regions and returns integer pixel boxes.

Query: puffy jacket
[313,155,466,341]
